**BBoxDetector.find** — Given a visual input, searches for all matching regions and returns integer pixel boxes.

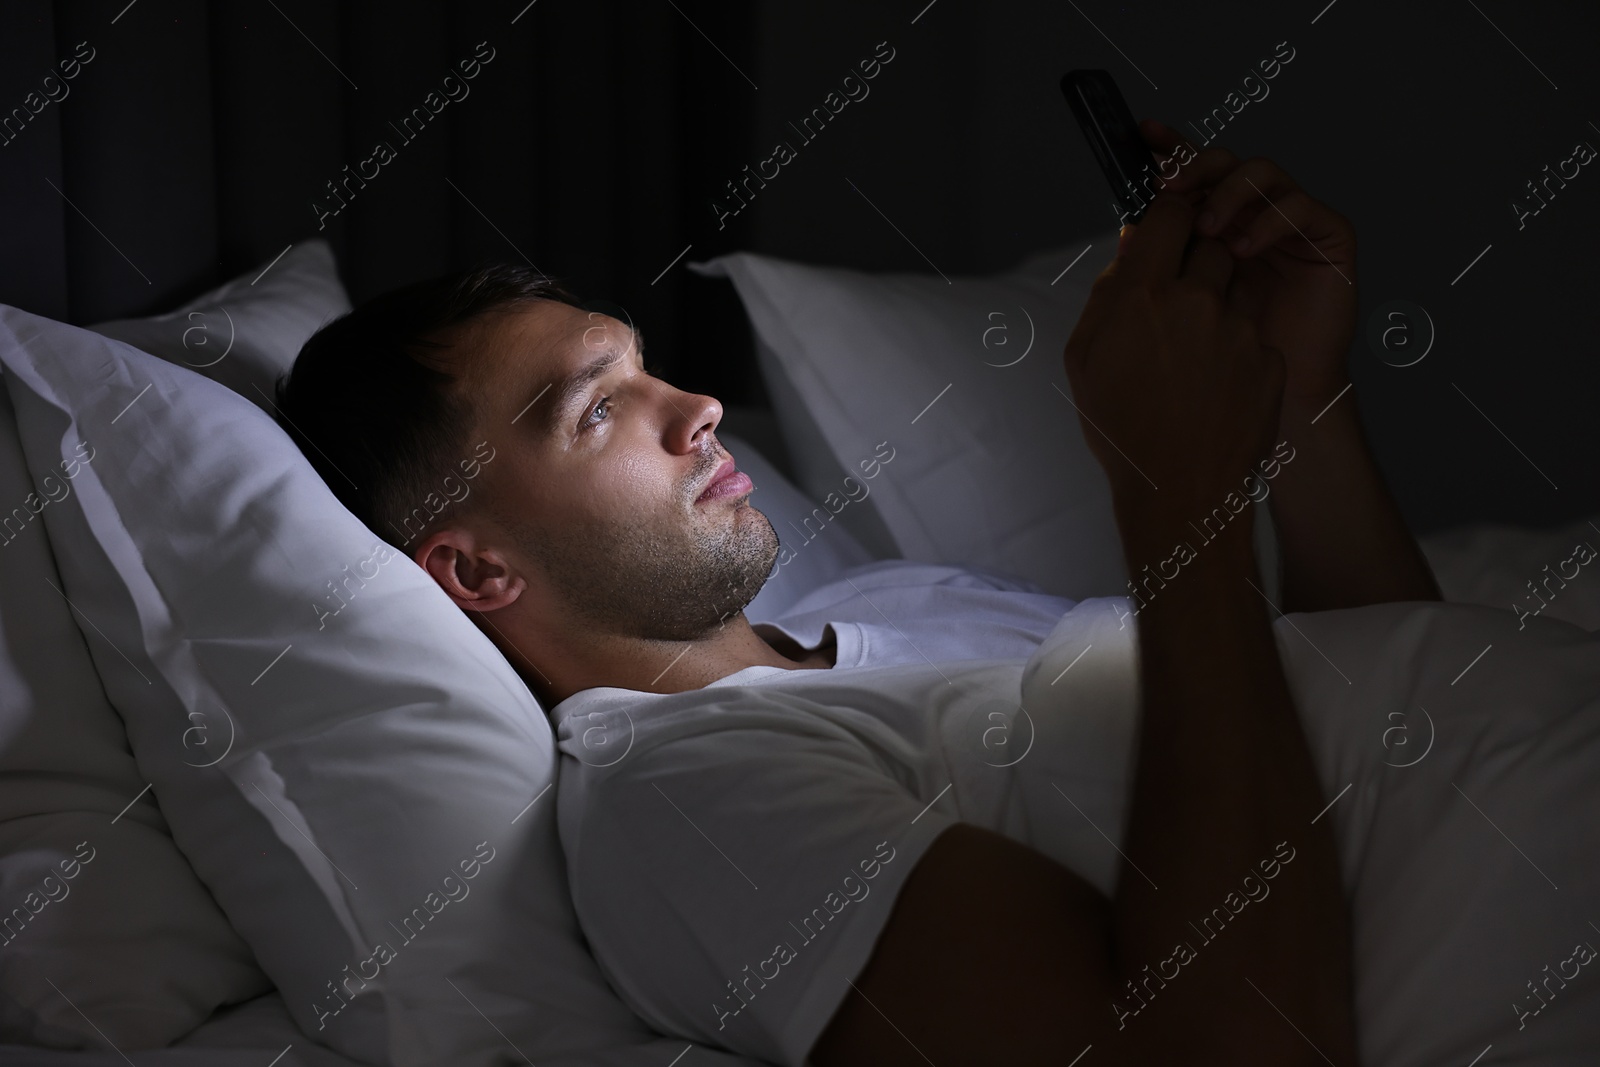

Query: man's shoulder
[552,677,888,782]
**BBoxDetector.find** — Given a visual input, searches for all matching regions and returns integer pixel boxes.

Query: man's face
[462,299,779,641]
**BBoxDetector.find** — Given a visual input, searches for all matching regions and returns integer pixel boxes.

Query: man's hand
[1063,189,1283,534]
[1138,118,1357,414]
[1132,119,1441,611]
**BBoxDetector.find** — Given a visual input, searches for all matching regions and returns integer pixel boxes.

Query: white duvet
[1023,589,1600,1067]
[6,519,1596,1067]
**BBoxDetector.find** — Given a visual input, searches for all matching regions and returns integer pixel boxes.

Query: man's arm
[1109,504,1359,1065]
[811,195,1360,1066]
[1269,388,1442,613]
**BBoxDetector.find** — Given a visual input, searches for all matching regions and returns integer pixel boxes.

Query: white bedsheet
[1023,590,1600,1067]
[10,515,1599,1066]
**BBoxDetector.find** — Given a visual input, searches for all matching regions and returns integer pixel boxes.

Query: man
[276,122,1440,1065]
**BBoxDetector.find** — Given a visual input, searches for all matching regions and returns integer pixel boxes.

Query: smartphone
[1060,69,1162,226]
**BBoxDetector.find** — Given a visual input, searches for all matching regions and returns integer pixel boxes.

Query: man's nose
[664,385,722,453]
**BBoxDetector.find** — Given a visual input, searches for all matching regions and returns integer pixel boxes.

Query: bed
[3,233,1599,1067]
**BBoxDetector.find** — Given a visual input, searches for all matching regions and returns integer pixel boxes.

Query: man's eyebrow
[524,327,646,436]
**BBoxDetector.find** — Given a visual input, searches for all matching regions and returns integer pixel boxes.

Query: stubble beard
[523,501,779,642]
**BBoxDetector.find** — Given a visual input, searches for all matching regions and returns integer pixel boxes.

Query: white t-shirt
[556,562,1600,1067]
[552,560,1117,1067]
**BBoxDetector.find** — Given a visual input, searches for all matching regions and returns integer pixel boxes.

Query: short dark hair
[273,263,584,551]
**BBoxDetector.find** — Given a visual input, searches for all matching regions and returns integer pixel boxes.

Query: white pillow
[0,307,763,1067]
[691,244,1282,603]
[0,377,271,1049]
[1421,516,1600,632]
[88,240,349,410]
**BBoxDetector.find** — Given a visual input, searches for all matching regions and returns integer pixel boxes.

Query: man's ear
[415,526,526,613]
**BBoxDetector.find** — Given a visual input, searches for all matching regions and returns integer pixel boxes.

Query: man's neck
[519,613,835,707]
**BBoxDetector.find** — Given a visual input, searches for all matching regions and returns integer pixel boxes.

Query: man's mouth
[695,458,753,504]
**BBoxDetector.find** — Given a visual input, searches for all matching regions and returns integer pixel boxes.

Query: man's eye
[583,396,611,427]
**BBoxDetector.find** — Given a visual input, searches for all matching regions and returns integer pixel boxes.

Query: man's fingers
[1138,118,1192,158]
[1160,153,1351,265]
[1158,151,1309,259]
[1226,188,1331,257]
[1181,236,1235,296]
[1116,191,1197,284]
[1192,157,1297,241]
[1157,145,1241,198]
[1138,121,1238,208]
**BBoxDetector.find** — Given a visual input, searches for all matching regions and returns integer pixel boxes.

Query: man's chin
[742,505,781,587]
[747,501,777,545]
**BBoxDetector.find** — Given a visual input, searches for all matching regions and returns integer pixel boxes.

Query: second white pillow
[693,242,1282,603]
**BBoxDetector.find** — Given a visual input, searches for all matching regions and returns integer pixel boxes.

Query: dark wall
[740,0,1600,535]
[3,0,1595,534]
